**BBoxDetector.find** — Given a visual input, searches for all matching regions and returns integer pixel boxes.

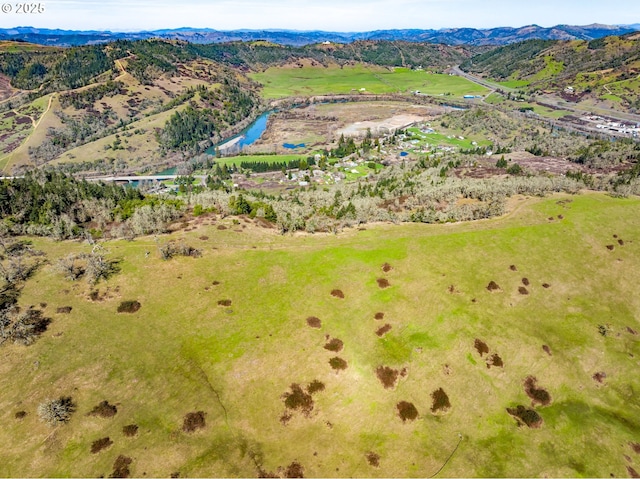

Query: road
[451,66,640,125]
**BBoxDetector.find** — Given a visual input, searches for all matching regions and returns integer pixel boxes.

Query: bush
[38,396,76,425]
[117,300,141,313]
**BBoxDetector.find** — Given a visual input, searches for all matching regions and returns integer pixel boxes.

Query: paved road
[87,175,208,185]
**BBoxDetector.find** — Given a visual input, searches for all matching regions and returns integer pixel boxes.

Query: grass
[1,193,640,477]
[250,65,488,99]
[497,80,530,89]
[405,127,492,150]
[213,154,308,167]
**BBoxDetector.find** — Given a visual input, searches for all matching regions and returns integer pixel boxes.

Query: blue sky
[1,0,639,31]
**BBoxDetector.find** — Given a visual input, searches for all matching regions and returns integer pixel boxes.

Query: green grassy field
[213,154,308,167]
[406,127,492,150]
[249,65,488,99]
[1,193,640,477]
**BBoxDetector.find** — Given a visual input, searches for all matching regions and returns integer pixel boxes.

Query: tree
[496,156,508,168]
[38,397,76,425]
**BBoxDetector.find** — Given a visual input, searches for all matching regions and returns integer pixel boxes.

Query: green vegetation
[1,194,639,476]
[250,66,487,99]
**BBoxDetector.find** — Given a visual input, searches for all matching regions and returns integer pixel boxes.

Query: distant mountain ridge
[0,23,637,47]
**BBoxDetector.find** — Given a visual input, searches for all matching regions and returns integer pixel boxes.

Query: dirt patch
[91,437,113,454]
[182,411,206,433]
[56,306,72,314]
[329,357,348,370]
[628,467,640,479]
[374,312,384,320]
[377,278,390,288]
[15,411,27,419]
[592,371,607,383]
[542,283,551,289]
[279,412,292,425]
[306,316,321,328]
[89,400,118,418]
[509,265,517,271]
[507,405,543,428]
[330,289,344,299]
[557,214,564,220]
[430,388,451,413]
[474,339,489,357]
[487,353,504,368]
[606,244,615,251]
[285,462,305,478]
[122,424,138,437]
[524,376,551,406]
[542,345,552,356]
[518,287,529,295]
[397,401,418,422]
[217,299,232,306]
[110,455,132,478]
[324,337,343,352]
[522,278,530,286]
[630,443,640,454]
[212,280,220,286]
[117,300,141,313]
[217,225,227,230]
[627,327,638,335]
[199,236,209,241]
[382,263,393,272]
[376,366,400,389]
[306,380,325,394]
[618,239,625,246]
[283,384,314,416]
[366,452,380,467]
[376,324,392,337]
[486,281,501,292]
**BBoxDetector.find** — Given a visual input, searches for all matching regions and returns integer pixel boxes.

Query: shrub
[117,300,141,313]
[38,396,76,425]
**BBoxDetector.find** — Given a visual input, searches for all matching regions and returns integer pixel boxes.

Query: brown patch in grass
[182,411,206,432]
[382,263,393,272]
[507,405,543,428]
[474,339,489,356]
[557,214,564,220]
[606,244,615,251]
[217,225,227,230]
[330,289,344,299]
[377,278,390,289]
[91,437,113,454]
[628,467,640,479]
[56,306,72,314]
[397,401,418,422]
[430,388,451,413]
[518,286,529,295]
[211,280,220,286]
[324,337,343,352]
[366,452,380,467]
[89,400,117,418]
[509,265,517,271]
[199,236,209,241]
[306,380,325,395]
[522,278,530,286]
[592,371,607,383]
[306,316,321,328]
[487,281,501,292]
[117,300,141,313]
[285,461,304,478]
[630,443,640,454]
[283,384,314,416]
[376,366,400,389]
[279,412,292,425]
[376,324,392,337]
[627,327,638,335]
[542,345,552,356]
[110,455,132,478]
[15,411,27,419]
[122,424,138,437]
[542,283,551,289]
[329,357,348,370]
[486,353,504,368]
[524,376,551,406]
[217,299,232,306]
[374,312,384,320]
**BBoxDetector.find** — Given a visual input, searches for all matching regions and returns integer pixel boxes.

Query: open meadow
[249,65,488,99]
[1,193,640,477]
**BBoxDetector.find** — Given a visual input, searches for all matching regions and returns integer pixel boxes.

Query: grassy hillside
[460,33,640,112]
[1,193,640,477]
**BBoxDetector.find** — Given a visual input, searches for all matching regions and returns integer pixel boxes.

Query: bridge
[86,175,208,185]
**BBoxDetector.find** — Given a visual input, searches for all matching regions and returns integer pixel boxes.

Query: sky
[1,0,639,32]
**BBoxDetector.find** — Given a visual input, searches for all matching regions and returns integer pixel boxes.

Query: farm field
[249,65,488,99]
[1,193,640,477]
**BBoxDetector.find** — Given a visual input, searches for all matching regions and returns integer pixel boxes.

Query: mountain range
[0,23,637,47]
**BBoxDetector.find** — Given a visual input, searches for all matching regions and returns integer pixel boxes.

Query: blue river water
[205,111,272,155]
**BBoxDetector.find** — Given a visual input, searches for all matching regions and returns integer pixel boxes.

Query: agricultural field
[1,193,640,477]
[249,65,488,99]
